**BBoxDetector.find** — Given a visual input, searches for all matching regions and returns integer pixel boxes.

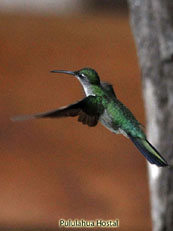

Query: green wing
[12,95,104,127]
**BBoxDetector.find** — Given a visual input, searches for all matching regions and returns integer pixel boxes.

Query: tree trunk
[127,0,173,231]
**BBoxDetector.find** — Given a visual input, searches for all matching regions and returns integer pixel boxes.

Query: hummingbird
[12,67,168,167]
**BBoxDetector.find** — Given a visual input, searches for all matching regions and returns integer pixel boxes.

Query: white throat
[77,78,94,96]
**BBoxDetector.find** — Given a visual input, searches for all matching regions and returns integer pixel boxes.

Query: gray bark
[127,0,173,231]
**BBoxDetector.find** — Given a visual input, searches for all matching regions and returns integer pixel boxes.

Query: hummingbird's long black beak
[50,70,75,76]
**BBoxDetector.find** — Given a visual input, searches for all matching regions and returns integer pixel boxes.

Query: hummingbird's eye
[78,73,85,79]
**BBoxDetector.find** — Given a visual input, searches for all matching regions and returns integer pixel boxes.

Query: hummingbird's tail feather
[128,134,168,167]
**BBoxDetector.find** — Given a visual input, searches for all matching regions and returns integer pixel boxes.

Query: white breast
[99,110,119,133]
[99,110,128,137]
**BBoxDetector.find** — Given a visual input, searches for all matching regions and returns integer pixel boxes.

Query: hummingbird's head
[75,68,100,85]
[51,67,100,85]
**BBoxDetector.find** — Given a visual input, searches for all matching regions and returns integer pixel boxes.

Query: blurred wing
[11,95,103,127]
[101,82,116,98]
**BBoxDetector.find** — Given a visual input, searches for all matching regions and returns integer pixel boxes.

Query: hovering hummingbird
[12,68,168,167]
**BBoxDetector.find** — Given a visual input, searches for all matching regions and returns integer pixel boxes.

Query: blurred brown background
[0,1,151,231]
